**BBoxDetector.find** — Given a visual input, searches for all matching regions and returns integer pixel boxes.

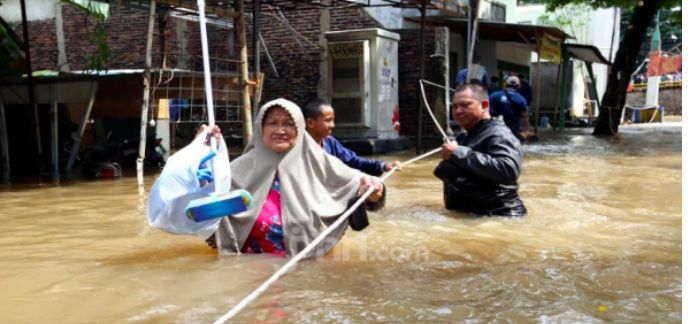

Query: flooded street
[0,124,681,323]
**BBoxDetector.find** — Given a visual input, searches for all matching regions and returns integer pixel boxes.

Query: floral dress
[241,178,285,256]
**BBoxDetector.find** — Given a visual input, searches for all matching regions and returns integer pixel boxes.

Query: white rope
[420,79,455,92]
[213,147,443,323]
[396,147,442,170]
[419,79,451,141]
[419,79,455,143]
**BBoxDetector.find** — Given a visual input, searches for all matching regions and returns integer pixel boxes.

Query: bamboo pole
[252,0,260,117]
[137,0,156,188]
[55,2,70,71]
[51,84,59,183]
[557,49,570,130]
[416,0,427,155]
[235,0,253,145]
[66,83,97,178]
[534,30,542,134]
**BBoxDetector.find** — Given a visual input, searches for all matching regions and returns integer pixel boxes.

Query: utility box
[325,28,407,153]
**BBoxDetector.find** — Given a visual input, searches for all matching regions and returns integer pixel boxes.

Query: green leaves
[62,0,111,73]
[85,23,109,73]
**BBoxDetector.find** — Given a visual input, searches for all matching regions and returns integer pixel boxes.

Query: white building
[516,4,620,119]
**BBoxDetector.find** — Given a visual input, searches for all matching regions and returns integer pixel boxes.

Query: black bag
[347,196,369,231]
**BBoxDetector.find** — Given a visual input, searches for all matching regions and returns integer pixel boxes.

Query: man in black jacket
[435,83,526,216]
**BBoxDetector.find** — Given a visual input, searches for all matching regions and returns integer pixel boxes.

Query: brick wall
[18,3,442,140]
[15,4,180,71]
[13,18,56,70]
[251,5,322,105]
[249,6,378,106]
[395,28,439,139]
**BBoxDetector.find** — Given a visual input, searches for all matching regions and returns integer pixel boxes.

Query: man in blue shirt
[488,76,532,140]
[517,74,532,107]
[302,98,401,176]
[455,55,490,89]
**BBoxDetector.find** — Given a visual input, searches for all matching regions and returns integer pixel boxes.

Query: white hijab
[214,98,365,256]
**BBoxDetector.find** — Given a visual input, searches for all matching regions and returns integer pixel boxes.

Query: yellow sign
[157,99,170,119]
[540,32,562,62]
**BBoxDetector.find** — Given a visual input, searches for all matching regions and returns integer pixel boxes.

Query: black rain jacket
[434,118,527,216]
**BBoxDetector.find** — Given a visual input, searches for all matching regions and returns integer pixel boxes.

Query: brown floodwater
[0,123,681,323]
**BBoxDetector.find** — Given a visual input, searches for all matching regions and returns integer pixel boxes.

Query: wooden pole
[416,0,427,155]
[137,0,156,187]
[55,2,70,71]
[557,49,570,130]
[51,84,59,183]
[66,83,97,178]
[235,0,253,145]
[534,30,542,134]
[252,0,260,117]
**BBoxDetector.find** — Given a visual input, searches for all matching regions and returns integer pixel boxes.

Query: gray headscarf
[214,98,364,256]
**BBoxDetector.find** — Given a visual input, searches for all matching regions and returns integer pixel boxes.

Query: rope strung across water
[212,147,442,323]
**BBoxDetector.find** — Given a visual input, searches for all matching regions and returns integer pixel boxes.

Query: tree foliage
[538,0,681,57]
[537,4,591,41]
[539,0,679,11]
[622,6,682,59]
[0,18,24,76]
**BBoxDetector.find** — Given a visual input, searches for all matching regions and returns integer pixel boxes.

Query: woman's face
[262,106,298,153]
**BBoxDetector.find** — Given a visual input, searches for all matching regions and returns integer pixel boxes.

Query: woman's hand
[384,161,402,172]
[196,124,222,146]
[359,175,384,203]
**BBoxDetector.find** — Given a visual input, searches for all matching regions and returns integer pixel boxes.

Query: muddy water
[0,124,681,323]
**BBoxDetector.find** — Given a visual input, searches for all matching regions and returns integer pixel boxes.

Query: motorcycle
[80,134,165,179]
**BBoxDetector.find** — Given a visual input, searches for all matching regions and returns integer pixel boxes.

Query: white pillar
[645,76,660,107]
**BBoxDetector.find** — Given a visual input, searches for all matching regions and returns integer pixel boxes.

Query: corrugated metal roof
[564,43,611,65]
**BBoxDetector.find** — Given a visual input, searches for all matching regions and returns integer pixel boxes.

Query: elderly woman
[203,98,384,257]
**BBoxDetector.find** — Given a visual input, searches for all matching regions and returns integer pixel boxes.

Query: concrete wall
[625,88,682,116]
[0,0,57,22]
[589,8,619,102]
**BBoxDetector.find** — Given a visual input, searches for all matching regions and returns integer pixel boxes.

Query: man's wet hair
[456,83,488,102]
[302,97,330,120]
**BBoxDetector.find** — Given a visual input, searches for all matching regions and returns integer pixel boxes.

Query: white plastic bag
[147,131,231,239]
